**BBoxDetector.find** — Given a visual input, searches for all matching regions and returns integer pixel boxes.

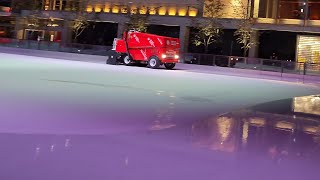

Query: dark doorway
[259,31,297,61]
[75,21,118,46]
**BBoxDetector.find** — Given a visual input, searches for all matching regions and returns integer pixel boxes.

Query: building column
[14,16,24,39]
[65,0,71,10]
[196,1,204,17]
[117,21,126,38]
[50,0,55,10]
[253,0,260,18]
[179,25,190,53]
[248,30,259,58]
[272,0,279,18]
[62,20,72,44]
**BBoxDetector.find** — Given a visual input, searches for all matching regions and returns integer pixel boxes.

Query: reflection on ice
[150,91,177,131]
[293,95,320,116]
[192,94,320,161]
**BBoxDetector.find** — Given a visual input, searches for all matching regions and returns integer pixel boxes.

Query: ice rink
[0,52,319,180]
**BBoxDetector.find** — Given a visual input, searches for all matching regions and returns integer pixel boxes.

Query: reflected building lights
[125,156,129,166]
[150,92,176,131]
[303,126,320,135]
[65,139,70,148]
[249,117,266,127]
[50,144,55,152]
[191,94,320,156]
[275,121,295,131]
[242,121,249,145]
[293,95,320,116]
[217,116,233,144]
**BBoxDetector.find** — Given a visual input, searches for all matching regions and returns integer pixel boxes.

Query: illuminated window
[149,7,157,15]
[130,7,138,14]
[104,3,111,13]
[188,8,198,17]
[94,5,102,12]
[139,6,147,14]
[168,7,177,16]
[112,6,119,13]
[279,0,306,20]
[178,8,187,16]
[158,7,166,15]
[86,6,93,12]
[44,0,50,10]
[297,35,320,64]
[309,0,320,20]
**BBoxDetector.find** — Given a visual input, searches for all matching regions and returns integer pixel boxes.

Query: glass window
[258,0,278,18]
[279,0,306,19]
[308,0,320,20]
[297,35,320,63]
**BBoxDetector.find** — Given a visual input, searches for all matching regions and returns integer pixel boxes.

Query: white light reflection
[36,146,40,153]
[34,145,41,159]
[65,139,71,148]
[156,90,165,96]
[125,156,129,166]
[50,144,55,152]
[217,116,233,143]
[242,121,249,145]
[150,91,176,131]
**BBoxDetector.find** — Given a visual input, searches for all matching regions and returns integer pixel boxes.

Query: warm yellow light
[149,7,156,15]
[130,7,138,14]
[249,117,266,127]
[121,7,128,13]
[216,116,233,143]
[242,121,249,144]
[86,6,93,12]
[104,3,111,13]
[275,121,295,131]
[188,8,198,17]
[139,7,147,14]
[303,126,319,134]
[168,7,176,16]
[112,6,119,13]
[158,7,166,15]
[103,7,110,13]
[94,5,101,12]
[178,8,187,16]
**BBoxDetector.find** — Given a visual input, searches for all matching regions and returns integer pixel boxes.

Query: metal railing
[182,53,320,76]
[0,38,319,77]
[0,38,112,56]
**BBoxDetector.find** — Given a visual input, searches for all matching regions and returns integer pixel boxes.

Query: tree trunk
[243,48,248,57]
[73,38,78,44]
[204,45,209,54]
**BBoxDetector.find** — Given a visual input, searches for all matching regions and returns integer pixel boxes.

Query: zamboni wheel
[148,56,160,69]
[123,54,132,66]
[164,63,175,70]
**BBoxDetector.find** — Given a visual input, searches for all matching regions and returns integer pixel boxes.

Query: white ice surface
[0,52,319,135]
[0,53,320,180]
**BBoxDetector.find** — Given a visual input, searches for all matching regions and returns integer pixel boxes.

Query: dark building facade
[2,0,320,63]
